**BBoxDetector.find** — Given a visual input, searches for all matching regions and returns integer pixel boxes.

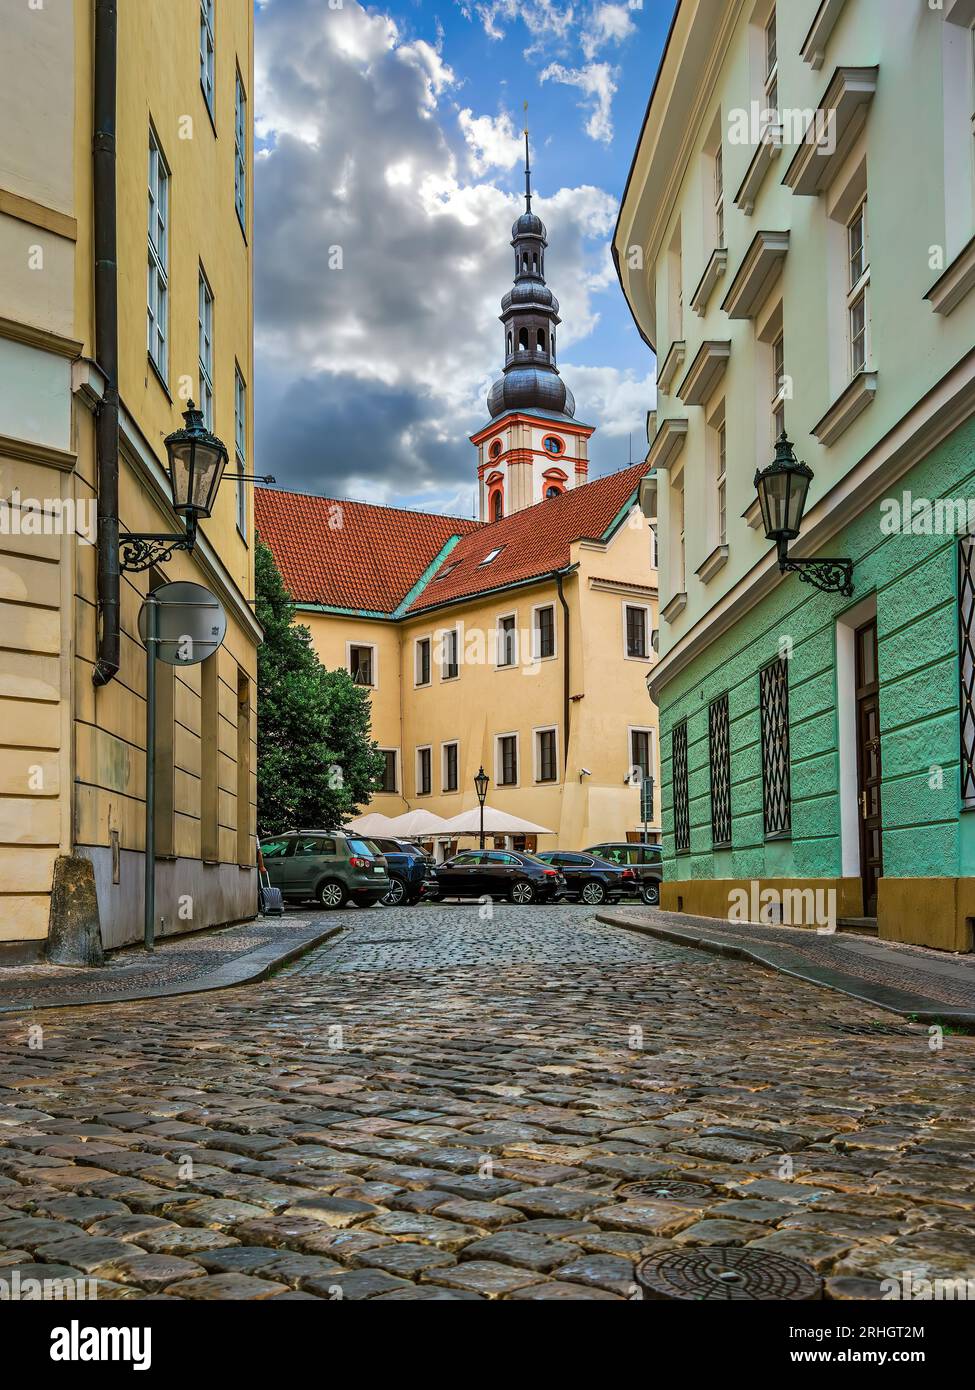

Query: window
[716,421,727,547]
[201,654,219,862]
[847,200,870,376]
[234,367,247,537]
[490,439,502,458]
[441,628,459,680]
[630,728,652,781]
[442,741,459,793]
[760,656,792,837]
[292,835,335,856]
[200,0,215,114]
[379,750,398,794]
[415,638,431,686]
[235,69,247,230]
[491,491,504,520]
[481,546,504,565]
[960,537,975,806]
[545,485,562,499]
[764,8,778,118]
[536,728,557,783]
[673,720,690,853]
[147,127,169,378]
[625,604,650,659]
[672,472,686,593]
[667,222,683,343]
[709,693,732,847]
[497,614,517,667]
[498,734,518,786]
[714,142,725,250]
[198,267,214,430]
[534,604,555,659]
[416,747,432,796]
[349,644,375,687]
[543,436,563,454]
[236,670,251,866]
[260,837,291,859]
[772,332,786,439]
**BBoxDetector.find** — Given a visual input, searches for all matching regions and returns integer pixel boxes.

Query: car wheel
[317,879,348,910]
[509,878,537,905]
[580,880,607,906]
[382,876,407,908]
[641,881,660,906]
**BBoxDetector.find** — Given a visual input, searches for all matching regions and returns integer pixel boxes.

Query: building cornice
[0,314,83,359]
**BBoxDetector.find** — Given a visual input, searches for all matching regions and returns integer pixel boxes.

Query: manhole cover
[619,1180,711,1202]
[635,1248,822,1301]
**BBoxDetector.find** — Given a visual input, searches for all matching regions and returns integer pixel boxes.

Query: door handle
[859,790,869,819]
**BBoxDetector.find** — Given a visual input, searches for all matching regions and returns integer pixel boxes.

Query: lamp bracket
[118,527,196,574]
[779,554,854,597]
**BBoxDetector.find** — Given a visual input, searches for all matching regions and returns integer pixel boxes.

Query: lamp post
[754,432,854,596]
[474,764,490,850]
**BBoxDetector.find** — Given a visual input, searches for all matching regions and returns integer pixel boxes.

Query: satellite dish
[138,580,227,666]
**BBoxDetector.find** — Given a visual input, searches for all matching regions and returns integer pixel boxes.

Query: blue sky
[253,0,675,515]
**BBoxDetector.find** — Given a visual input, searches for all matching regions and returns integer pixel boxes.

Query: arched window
[491,490,504,520]
[506,332,512,355]
[518,327,528,351]
[532,253,538,274]
[551,330,556,359]
[489,439,502,459]
[545,484,562,499]
[522,252,529,271]
[537,328,546,353]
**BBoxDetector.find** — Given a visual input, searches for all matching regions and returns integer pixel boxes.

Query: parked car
[260,830,390,909]
[368,836,435,907]
[431,849,566,905]
[535,850,636,905]
[583,841,663,905]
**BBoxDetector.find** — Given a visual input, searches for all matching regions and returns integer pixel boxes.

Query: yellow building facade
[0,0,259,959]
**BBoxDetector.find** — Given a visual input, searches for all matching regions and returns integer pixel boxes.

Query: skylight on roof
[433,562,459,581]
[480,547,505,566]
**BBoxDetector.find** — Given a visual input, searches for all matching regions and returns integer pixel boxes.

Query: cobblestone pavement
[1,903,973,1301]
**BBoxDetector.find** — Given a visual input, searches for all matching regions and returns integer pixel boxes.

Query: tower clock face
[543,436,563,455]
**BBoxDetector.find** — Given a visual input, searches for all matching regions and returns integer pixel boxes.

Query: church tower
[471,132,594,522]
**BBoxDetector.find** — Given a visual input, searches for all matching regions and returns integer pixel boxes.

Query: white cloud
[539,60,618,143]
[581,1,642,60]
[457,108,524,176]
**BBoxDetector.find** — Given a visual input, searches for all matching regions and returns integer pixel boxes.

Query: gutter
[92,0,120,686]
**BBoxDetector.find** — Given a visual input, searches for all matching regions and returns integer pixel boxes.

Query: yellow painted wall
[299,502,660,847]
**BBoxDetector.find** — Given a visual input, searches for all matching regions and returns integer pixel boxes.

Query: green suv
[260,830,390,909]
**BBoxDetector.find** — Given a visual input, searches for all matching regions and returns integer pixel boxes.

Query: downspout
[556,571,570,763]
[92,0,120,686]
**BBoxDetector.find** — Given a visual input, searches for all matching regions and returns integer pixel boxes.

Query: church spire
[523,103,532,213]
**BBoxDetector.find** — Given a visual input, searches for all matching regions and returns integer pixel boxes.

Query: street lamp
[474,764,490,850]
[754,432,854,596]
[118,401,274,573]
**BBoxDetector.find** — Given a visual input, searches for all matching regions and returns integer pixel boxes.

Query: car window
[502,854,523,865]
[347,838,375,857]
[376,839,398,852]
[483,851,507,863]
[261,837,291,859]
[599,846,625,864]
[451,852,480,866]
[559,853,588,866]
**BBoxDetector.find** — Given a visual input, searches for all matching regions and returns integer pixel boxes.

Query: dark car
[369,837,435,907]
[431,849,566,905]
[535,851,636,905]
[260,830,390,909]
[583,841,662,905]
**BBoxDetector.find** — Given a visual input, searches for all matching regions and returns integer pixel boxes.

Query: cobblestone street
[1,904,973,1301]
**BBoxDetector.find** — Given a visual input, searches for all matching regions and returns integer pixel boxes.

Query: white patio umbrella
[383,808,453,836]
[438,805,556,836]
[344,812,399,836]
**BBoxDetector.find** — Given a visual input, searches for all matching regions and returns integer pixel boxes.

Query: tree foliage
[255,537,385,832]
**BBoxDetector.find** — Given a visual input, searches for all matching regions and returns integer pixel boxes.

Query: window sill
[656,339,686,395]
[661,591,688,624]
[696,544,729,584]
[690,247,728,317]
[742,497,764,530]
[811,369,877,446]
[733,127,783,215]
[925,234,975,316]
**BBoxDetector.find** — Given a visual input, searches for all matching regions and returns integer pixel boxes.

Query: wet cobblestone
[0,903,973,1299]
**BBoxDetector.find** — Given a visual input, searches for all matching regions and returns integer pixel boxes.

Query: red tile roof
[404,460,651,613]
[255,460,650,618]
[254,490,481,614]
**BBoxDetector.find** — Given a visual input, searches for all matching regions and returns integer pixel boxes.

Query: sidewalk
[0,913,343,1014]
[598,906,975,1028]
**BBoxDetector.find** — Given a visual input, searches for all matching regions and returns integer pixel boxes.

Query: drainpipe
[555,571,570,762]
[92,0,120,686]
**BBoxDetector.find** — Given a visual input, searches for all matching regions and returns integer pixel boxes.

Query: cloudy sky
[254,0,673,516]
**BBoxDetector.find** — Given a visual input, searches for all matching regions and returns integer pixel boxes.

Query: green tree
[254,537,385,832]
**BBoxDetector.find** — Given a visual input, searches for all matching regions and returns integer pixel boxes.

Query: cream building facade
[0,0,259,960]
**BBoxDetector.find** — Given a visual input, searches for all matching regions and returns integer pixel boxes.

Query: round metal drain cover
[635,1248,822,1301]
[618,1180,712,1202]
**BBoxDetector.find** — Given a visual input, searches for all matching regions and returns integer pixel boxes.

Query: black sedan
[431,850,565,905]
[535,851,636,905]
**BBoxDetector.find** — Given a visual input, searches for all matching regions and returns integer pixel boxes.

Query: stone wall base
[878,878,974,953]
